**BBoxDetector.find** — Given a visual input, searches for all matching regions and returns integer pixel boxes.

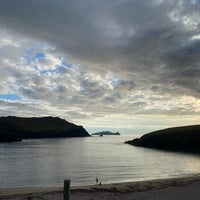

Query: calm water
[0,135,200,188]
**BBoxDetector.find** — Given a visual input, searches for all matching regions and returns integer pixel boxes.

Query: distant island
[0,116,90,142]
[125,125,200,153]
[91,131,120,136]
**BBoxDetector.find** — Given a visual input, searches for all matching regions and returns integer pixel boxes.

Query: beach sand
[1,175,200,200]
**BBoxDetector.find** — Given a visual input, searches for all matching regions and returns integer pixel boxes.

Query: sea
[0,135,200,188]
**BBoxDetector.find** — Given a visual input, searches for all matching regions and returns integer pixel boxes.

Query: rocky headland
[125,125,200,153]
[0,116,90,142]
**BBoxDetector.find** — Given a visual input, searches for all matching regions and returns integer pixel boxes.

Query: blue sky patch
[0,94,21,101]
[34,52,46,60]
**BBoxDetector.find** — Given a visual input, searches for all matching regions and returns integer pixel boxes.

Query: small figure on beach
[96,177,99,184]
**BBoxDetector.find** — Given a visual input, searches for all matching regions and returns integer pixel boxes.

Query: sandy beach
[1,175,200,200]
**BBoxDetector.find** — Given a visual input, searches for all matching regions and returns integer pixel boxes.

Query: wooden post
[64,179,70,200]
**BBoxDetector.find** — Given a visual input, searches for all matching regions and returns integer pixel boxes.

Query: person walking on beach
[96,177,98,184]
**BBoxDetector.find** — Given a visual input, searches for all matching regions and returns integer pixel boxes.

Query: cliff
[125,125,200,153]
[0,116,90,142]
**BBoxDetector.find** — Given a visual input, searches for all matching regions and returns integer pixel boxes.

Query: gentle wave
[0,135,200,188]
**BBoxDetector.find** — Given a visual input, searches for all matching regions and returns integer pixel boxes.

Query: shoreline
[72,174,200,192]
[1,175,200,199]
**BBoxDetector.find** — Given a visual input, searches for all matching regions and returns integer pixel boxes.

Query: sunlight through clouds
[0,0,200,133]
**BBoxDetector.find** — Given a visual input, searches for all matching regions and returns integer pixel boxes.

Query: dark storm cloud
[0,1,196,60]
[0,0,108,62]
[0,0,177,63]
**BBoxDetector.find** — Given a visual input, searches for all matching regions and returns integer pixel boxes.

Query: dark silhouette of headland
[125,125,200,153]
[91,131,120,136]
[0,116,90,142]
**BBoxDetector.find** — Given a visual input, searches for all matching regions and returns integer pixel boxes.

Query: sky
[0,0,200,134]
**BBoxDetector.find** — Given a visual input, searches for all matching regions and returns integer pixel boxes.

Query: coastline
[1,175,200,199]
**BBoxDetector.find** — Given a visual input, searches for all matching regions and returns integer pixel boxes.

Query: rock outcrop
[91,131,120,136]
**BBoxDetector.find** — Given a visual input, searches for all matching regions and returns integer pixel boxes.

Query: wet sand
[1,175,200,200]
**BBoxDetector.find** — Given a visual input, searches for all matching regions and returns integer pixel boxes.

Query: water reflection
[0,136,200,188]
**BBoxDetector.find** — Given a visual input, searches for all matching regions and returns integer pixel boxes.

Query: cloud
[0,0,200,131]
